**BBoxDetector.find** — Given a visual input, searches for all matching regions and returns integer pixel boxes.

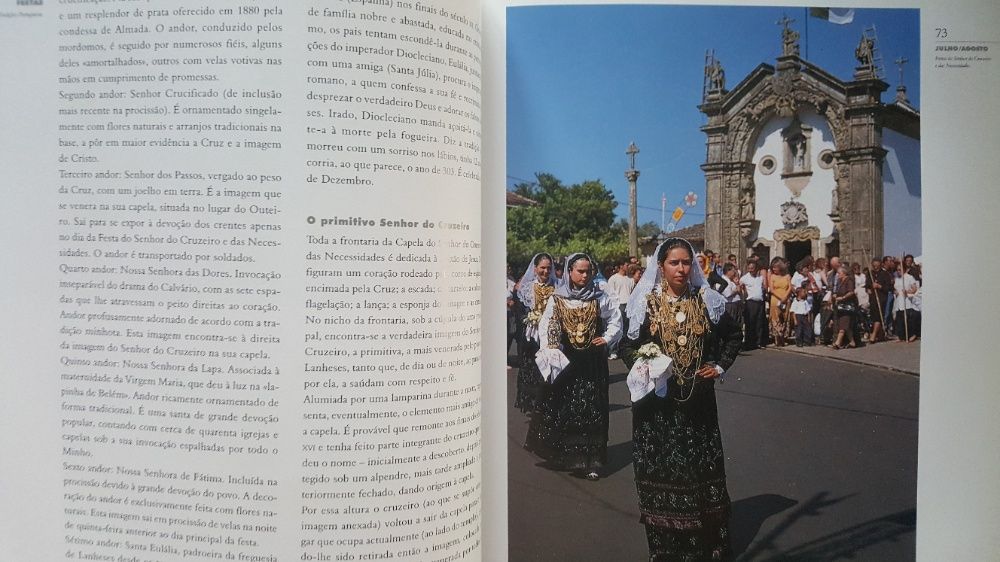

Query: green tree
[613,218,662,240]
[507,173,627,269]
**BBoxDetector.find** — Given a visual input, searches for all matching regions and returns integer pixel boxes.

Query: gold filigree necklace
[532,283,555,315]
[553,297,599,350]
[647,284,709,401]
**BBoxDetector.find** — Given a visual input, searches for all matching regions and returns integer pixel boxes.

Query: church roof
[506,191,538,207]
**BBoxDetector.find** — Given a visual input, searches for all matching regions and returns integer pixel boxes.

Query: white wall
[882,127,922,257]
[750,109,837,241]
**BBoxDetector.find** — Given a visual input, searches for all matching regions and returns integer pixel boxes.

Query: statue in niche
[739,175,755,221]
[781,117,811,175]
[792,136,807,170]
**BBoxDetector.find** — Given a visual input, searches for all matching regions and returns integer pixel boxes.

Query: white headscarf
[516,253,555,309]
[625,238,727,340]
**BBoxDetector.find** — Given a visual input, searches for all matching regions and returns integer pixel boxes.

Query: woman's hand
[592,337,607,347]
[696,363,720,379]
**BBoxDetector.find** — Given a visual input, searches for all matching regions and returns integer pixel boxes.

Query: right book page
[484,1,1000,560]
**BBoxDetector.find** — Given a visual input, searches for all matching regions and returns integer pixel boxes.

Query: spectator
[894,259,921,342]
[720,262,745,324]
[727,254,742,278]
[790,286,813,346]
[830,265,860,349]
[767,258,792,347]
[606,261,635,359]
[852,262,870,341]
[881,256,897,336]
[740,260,767,350]
[867,258,892,343]
[629,263,644,284]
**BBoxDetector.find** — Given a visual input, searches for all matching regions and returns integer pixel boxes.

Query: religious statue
[739,175,755,221]
[794,137,807,170]
[707,59,726,91]
[855,36,875,69]
[783,28,800,56]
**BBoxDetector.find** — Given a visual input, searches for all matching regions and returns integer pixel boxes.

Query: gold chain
[648,285,709,401]
[553,297,599,350]
[532,284,555,316]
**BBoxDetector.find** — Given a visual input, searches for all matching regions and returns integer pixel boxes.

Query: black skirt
[514,339,544,413]
[631,378,731,561]
[524,342,609,472]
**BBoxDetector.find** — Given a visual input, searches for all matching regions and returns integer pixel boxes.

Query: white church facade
[699,23,920,267]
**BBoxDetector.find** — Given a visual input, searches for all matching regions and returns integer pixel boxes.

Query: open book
[1,0,998,560]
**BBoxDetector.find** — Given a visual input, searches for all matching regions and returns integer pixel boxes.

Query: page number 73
[936,28,949,38]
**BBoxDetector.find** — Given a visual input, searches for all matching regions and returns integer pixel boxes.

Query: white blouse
[893,274,921,313]
[538,292,622,351]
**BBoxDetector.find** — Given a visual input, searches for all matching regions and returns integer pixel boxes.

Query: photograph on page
[504,5,920,560]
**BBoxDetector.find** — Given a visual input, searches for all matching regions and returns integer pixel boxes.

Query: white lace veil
[516,253,555,309]
[625,238,727,340]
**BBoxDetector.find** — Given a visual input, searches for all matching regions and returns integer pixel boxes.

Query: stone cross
[626,141,639,170]
[895,56,909,86]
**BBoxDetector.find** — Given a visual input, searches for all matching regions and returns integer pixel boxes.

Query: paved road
[507,348,918,561]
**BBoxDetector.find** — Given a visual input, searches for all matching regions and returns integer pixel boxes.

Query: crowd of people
[508,250,923,357]
[701,251,924,350]
[504,242,923,561]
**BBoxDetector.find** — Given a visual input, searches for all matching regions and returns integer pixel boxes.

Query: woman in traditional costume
[622,238,743,561]
[513,253,556,413]
[528,253,621,480]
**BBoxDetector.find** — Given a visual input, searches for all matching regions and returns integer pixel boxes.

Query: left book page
[0,1,484,560]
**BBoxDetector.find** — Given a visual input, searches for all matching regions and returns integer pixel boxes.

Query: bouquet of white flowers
[626,343,673,402]
[523,309,542,340]
[524,310,542,326]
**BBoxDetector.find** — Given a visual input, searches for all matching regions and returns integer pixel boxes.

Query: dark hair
[656,238,694,264]
[533,253,553,267]
[567,253,592,270]
[723,263,737,274]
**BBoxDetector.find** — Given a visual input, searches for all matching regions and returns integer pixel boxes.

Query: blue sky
[507,5,920,229]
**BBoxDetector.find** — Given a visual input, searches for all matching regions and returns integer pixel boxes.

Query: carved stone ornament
[773,226,821,242]
[728,76,847,163]
[739,175,756,221]
[835,162,851,215]
[782,27,800,57]
[780,200,809,229]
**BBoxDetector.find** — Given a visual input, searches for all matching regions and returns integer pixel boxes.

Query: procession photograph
[504,5,920,561]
